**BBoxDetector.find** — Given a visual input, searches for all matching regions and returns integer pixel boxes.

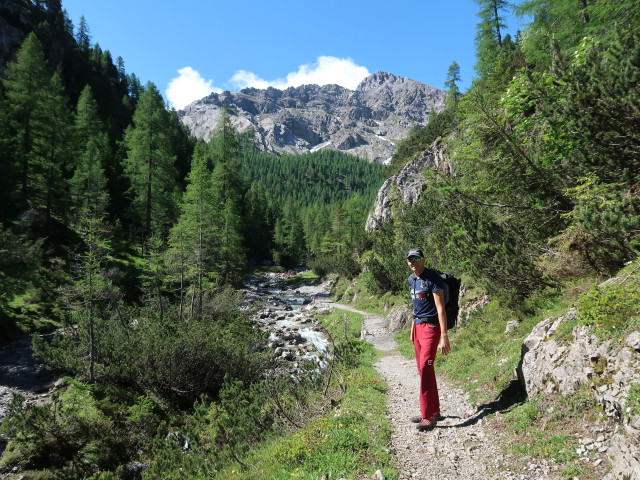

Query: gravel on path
[326,302,561,480]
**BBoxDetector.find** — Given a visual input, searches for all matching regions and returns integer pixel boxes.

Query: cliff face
[0,1,32,76]
[365,139,452,231]
[178,72,446,163]
[517,306,640,480]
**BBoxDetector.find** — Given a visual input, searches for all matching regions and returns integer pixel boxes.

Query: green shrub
[33,290,270,406]
[626,384,640,418]
[0,381,113,476]
[309,253,361,278]
[576,273,640,338]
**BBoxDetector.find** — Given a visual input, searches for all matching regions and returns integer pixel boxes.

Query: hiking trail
[326,301,561,480]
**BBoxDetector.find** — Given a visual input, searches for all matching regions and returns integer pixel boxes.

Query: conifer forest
[0,0,638,479]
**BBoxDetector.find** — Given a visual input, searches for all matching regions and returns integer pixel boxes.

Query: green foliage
[386,108,456,177]
[309,252,360,278]
[0,381,115,477]
[626,384,640,418]
[70,85,111,225]
[444,61,462,107]
[34,289,268,405]
[575,269,640,339]
[502,389,605,477]
[192,309,392,480]
[0,226,44,338]
[1,32,73,224]
[166,140,218,318]
[242,149,384,208]
[122,82,179,245]
[206,377,274,466]
[474,0,510,78]
[210,108,247,285]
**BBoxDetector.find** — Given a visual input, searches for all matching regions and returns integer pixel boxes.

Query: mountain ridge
[178,72,447,163]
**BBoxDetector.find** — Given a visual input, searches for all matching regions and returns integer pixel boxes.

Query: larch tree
[210,107,247,286]
[32,73,73,229]
[244,181,274,263]
[167,141,217,321]
[122,82,179,252]
[70,85,111,225]
[75,15,91,51]
[444,61,462,107]
[1,33,51,216]
[274,198,305,268]
[474,0,509,78]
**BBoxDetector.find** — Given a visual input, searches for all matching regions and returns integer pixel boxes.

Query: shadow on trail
[438,380,526,429]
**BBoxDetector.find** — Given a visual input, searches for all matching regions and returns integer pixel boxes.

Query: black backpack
[424,269,461,330]
[439,272,461,330]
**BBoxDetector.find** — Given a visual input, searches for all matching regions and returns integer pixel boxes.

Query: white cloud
[165,67,220,110]
[230,56,370,91]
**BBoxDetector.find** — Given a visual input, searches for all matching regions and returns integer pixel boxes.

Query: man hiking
[406,248,451,431]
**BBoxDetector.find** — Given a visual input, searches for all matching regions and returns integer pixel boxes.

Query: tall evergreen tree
[122,82,178,251]
[274,198,306,267]
[474,0,509,78]
[32,73,73,229]
[70,85,111,225]
[75,15,91,51]
[67,217,118,383]
[167,141,217,320]
[210,107,246,285]
[0,86,12,220]
[444,61,462,107]
[1,33,51,215]
[244,181,274,262]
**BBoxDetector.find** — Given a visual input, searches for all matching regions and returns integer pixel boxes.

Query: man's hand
[439,334,450,355]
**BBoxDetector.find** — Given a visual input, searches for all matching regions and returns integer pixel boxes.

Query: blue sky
[61,0,528,110]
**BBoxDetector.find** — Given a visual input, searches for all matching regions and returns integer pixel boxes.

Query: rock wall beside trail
[384,305,411,333]
[365,139,452,231]
[517,310,640,480]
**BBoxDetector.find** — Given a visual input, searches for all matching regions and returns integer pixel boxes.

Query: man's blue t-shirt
[408,269,445,323]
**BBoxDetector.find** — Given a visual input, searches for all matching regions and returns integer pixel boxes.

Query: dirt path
[326,302,561,480]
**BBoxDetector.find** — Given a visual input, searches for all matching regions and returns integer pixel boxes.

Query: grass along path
[326,301,562,480]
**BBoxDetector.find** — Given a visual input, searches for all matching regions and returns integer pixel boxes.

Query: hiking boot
[416,416,437,431]
[411,413,443,423]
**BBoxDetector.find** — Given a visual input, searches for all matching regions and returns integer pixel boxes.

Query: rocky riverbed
[242,270,334,370]
[0,335,55,421]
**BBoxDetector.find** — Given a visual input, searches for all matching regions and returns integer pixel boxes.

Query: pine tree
[167,141,217,320]
[70,217,118,382]
[444,61,462,107]
[474,0,509,78]
[75,15,91,51]
[32,73,73,228]
[1,33,51,215]
[70,85,111,225]
[244,181,274,262]
[210,107,247,285]
[0,86,13,219]
[274,198,305,267]
[122,82,178,251]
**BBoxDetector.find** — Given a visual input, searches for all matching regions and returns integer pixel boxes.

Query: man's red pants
[412,322,441,420]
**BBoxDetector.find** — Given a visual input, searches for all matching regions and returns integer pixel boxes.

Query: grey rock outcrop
[178,72,446,163]
[517,310,640,479]
[0,1,31,76]
[365,139,451,231]
[384,305,411,333]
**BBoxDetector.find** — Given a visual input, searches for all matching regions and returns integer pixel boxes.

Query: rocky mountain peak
[178,72,446,163]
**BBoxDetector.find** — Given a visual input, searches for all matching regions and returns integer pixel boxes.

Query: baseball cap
[406,248,424,259]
